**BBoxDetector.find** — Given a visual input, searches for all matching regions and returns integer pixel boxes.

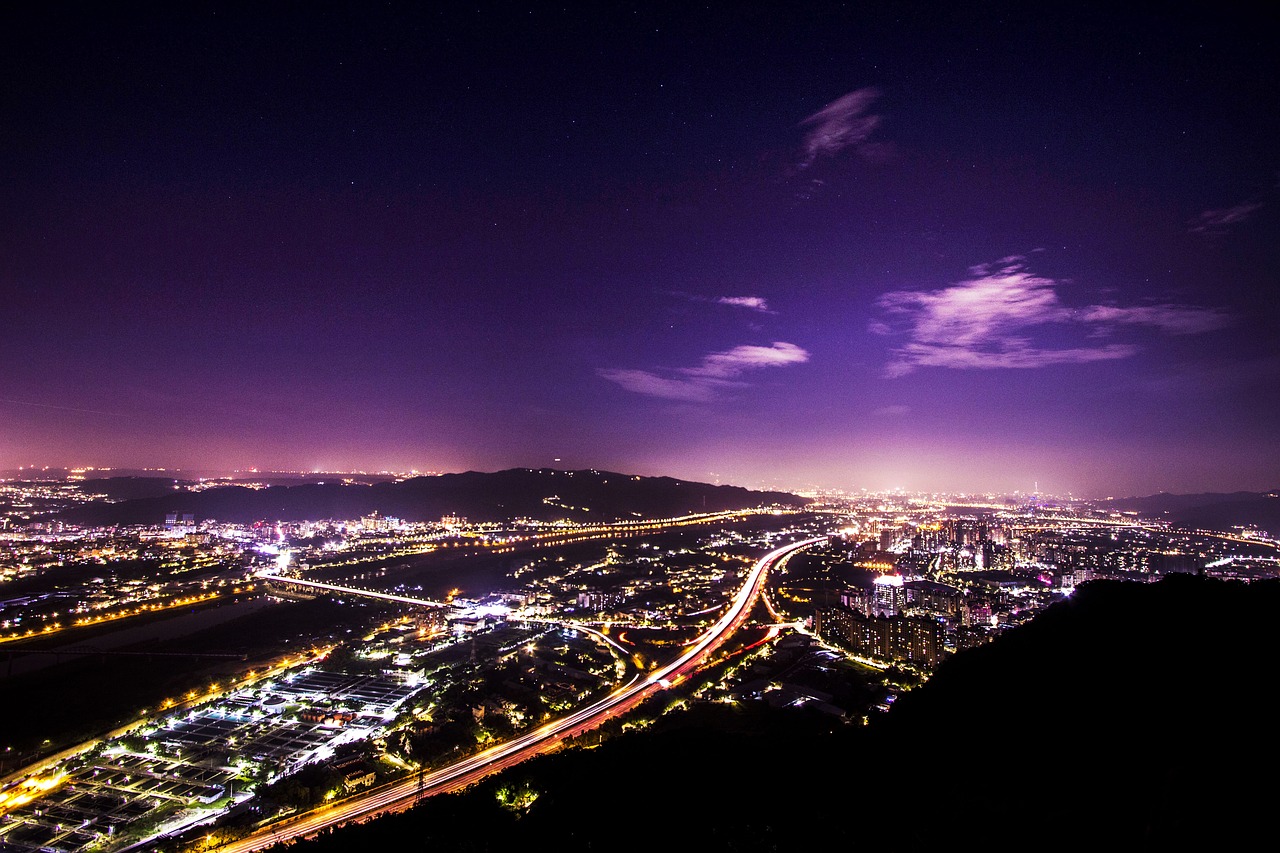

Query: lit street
[211,537,825,852]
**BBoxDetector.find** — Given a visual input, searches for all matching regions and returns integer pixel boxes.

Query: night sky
[3,2,1278,496]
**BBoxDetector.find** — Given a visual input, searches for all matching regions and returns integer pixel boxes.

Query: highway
[212,535,825,852]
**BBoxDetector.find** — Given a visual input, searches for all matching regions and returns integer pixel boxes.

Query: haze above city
[3,2,1277,497]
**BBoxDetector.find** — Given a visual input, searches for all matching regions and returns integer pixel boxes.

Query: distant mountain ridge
[1104,489,1280,534]
[61,468,809,526]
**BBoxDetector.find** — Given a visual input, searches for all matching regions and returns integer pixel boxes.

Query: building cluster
[2,476,1278,852]
[0,664,428,853]
[519,536,754,627]
[810,498,1280,670]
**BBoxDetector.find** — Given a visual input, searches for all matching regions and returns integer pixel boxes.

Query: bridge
[260,574,450,608]
[215,535,826,852]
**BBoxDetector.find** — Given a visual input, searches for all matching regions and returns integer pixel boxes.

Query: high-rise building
[870,573,904,616]
[815,604,946,667]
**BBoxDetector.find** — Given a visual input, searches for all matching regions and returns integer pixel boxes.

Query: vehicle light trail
[214,535,825,852]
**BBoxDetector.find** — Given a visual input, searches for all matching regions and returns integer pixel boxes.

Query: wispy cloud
[872,256,1231,378]
[715,296,774,313]
[598,342,809,402]
[798,87,884,168]
[0,397,127,417]
[671,292,775,314]
[1074,304,1230,334]
[1188,202,1263,234]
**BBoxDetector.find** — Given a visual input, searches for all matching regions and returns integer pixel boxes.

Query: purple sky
[3,2,1278,496]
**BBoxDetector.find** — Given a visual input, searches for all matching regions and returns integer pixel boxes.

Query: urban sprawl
[1,473,1275,852]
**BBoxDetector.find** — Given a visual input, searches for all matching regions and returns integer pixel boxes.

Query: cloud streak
[0,397,127,417]
[798,87,883,168]
[872,256,1231,378]
[598,342,809,402]
[1188,202,1263,234]
[671,292,775,314]
[715,295,774,313]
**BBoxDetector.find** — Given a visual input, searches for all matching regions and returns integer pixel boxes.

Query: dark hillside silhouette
[60,468,807,526]
[272,575,1278,852]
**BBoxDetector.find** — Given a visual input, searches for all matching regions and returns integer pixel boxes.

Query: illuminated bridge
[219,535,825,853]
[260,574,449,608]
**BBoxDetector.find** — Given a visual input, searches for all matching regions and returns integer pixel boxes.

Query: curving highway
[214,535,825,852]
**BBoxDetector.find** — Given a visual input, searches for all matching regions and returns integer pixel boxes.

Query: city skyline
[3,2,1278,497]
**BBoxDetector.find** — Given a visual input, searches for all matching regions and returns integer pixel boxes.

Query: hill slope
[61,468,808,526]
[271,574,1277,852]
[1105,490,1280,534]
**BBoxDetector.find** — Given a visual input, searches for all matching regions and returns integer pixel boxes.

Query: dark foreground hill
[61,468,808,526]
[272,574,1277,852]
